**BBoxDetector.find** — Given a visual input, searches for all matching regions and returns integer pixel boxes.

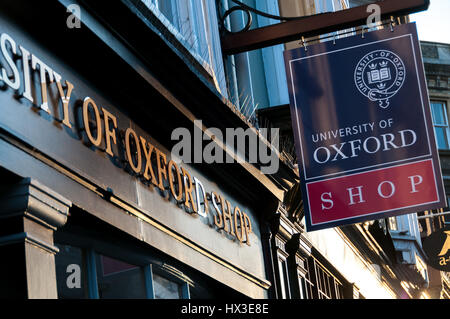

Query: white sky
[409,0,450,44]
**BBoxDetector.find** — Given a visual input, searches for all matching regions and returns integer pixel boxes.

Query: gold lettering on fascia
[0,32,253,246]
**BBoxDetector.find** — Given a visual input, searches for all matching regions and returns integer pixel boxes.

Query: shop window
[430,101,450,150]
[96,254,147,299]
[55,244,88,299]
[55,245,191,299]
[153,272,182,299]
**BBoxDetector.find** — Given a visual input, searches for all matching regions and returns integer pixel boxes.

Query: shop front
[0,0,282,299]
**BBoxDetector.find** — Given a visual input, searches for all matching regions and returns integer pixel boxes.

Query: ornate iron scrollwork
[221,4,253,34]
[220,0,307,34]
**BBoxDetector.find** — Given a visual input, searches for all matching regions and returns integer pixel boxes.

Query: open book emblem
[354,50,406,109]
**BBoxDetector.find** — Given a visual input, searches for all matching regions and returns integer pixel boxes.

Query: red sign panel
[307,159,438,226]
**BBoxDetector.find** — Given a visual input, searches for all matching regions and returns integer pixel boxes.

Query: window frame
[298,260,315,299]
[255,0,290,107]
[55,242,192,300]
[430,100,450,150]
[309,257,344,299]
[277,252,291,299]
[314,0,349,13]
[141,0,226,95]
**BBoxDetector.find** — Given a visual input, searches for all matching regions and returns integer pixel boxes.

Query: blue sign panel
[284,23,446,232]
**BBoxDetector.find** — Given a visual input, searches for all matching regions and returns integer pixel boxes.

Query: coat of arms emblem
[354,50,406,108]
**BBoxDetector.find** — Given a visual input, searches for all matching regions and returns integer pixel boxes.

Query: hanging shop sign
[284,23,446,231]
[0,31,252,246]
[422,226,450,271]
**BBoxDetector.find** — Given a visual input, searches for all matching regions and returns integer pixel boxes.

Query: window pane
[277,258,290,299]
[153,272,182,299]
[315,0,334,13]
[312,258,343,299]
[96,255,147,299]
[298,276,305,299]
[388,217,398,231]
[158,0,179,29]
[55,244,88,299]
[431,102,446,125]
[445,196,450,224]
[435,127,449,149]
[305,259,315,299]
